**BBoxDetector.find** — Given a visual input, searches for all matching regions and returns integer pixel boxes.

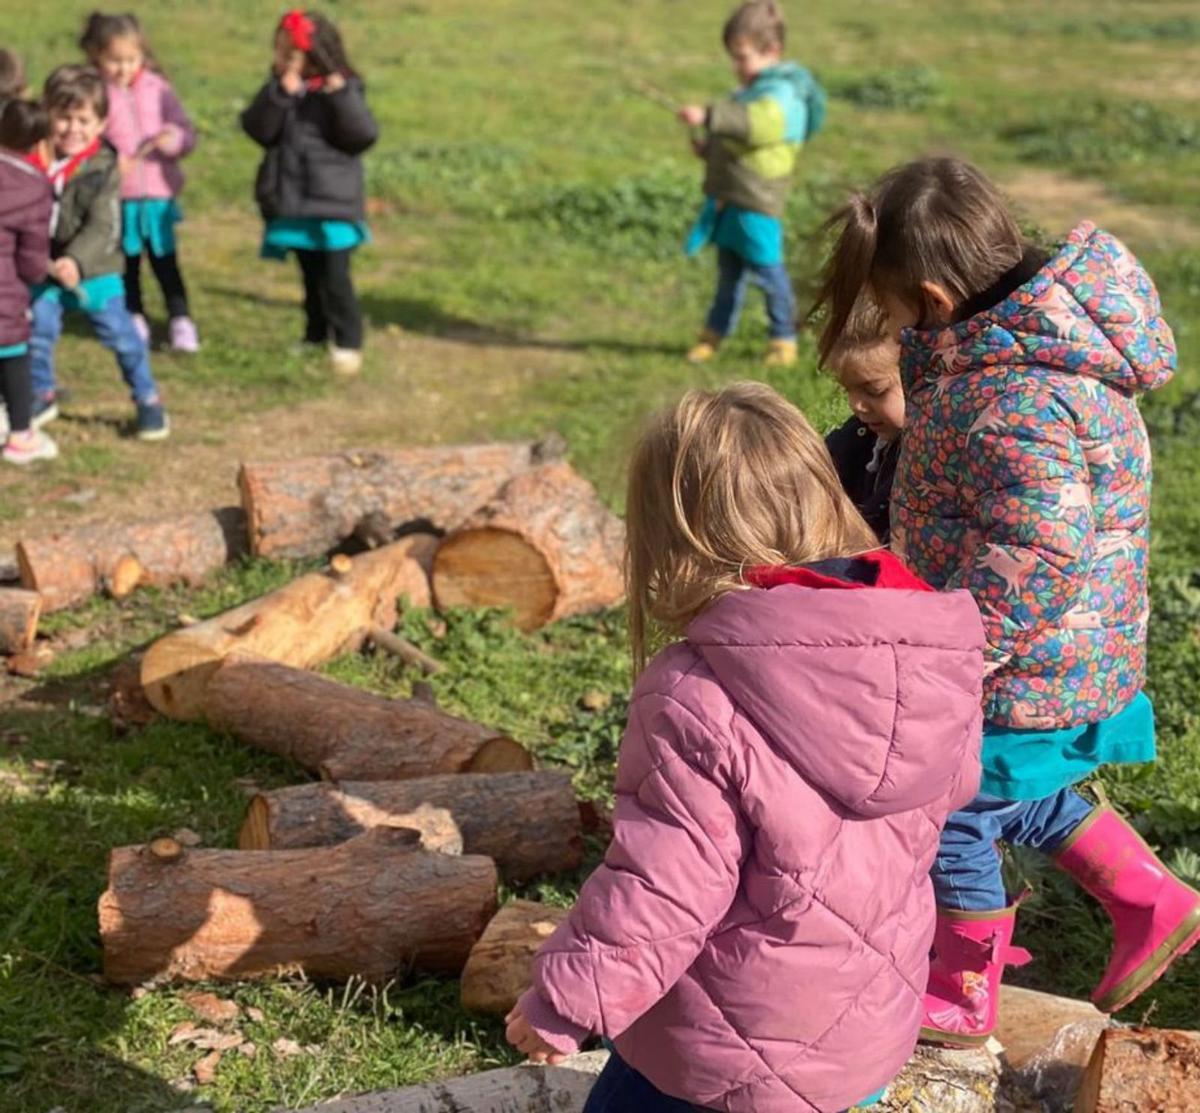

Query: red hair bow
[280,9,315,51]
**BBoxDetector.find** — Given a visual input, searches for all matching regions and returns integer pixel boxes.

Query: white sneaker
[3,430,59,466]
[330,347,363,376]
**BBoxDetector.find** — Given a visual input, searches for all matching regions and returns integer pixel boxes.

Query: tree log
[1075,1028,1200,1113]
[241,772,580,881]
[0,588,40,654]
[461,901,569,1014]
[16,507,246,613]
[140,536,435,722]
[875,1044,1000,1112]
[98,826,498,985]
[239,441,565,560]
[432,462,625,632]
[206,657,531,781]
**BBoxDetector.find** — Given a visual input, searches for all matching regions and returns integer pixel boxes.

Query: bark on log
[461,901,569,1014]
[98,826,498,985]
[205,657,529,781]
[874,1044,1000,1112]
[1075,1028,1200,1113]
[16,507,246,613]
[140,536,435,722]
[0,588,41,654]
[241,772,580,881]
[432,462,625,632]
[239,441,565,560]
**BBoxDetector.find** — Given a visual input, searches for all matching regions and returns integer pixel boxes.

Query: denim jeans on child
[932,788,1094,911]
[705,247,796,340]
[30,293,159,404]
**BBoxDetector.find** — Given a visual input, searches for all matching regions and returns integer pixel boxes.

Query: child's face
[727,36,780,86]
[97,35,143,87]
[835,343,905,442]
[50,101,104,158]
[274,30,306,77]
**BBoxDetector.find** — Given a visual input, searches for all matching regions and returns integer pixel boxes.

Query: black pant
[0,351,33,432]
[296,248,363,349]
[125,251,190,319]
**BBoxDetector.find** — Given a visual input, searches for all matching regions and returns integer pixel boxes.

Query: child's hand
[324,72,346,94]
[148,125,181,155]
[677,104,707,128]
[504,1004,569,1065]
[278,51,305,95]
[52,258,81,290]
[119,154,140,178]
[690,136,708,158]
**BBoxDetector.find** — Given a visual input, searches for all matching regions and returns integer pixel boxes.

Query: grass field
[1,1,1198,1109]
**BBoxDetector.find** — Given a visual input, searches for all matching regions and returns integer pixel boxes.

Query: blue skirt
[122,199,183,257]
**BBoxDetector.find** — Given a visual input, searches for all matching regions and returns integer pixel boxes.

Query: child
[0,98,57,464]
[505,382,986,1111]
[81,12,199,352]
[823,301,903,543]
[0,48,27,106]
[241,9,377,376]
[816,156,1197,1044]
[30,65,169,440]
[678,1,824,368]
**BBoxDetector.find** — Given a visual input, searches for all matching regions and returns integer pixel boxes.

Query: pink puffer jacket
[519,554,985,1112]
[103,69,196,200]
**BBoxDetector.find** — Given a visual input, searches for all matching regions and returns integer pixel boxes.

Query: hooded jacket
[103,69,197,201]
[892,223,1175,730]
[45,141,123,280]
[241,75,378,223]
[0,152,52,347]
[518,553,985,1112]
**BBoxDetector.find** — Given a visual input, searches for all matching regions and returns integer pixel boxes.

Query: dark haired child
[241,8,377,376]
[0,48,27,107]
[29,65,169,439]
[0,98,56,463]
[81,12,199,351]
[678,0,825,368]
[816,155,1196,1046]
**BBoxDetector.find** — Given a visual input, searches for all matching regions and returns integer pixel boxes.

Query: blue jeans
[705,248,796,340]
[31,293,159,404]
[932,789,1094,911]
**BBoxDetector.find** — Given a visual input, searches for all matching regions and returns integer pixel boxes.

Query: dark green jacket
[52,140,123,280]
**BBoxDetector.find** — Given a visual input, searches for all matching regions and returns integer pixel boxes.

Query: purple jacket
[520,556,985,1112]
[0,151,51,348]
[103,69,196,201]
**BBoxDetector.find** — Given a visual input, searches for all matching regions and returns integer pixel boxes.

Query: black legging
[124,251,190,319]
[0,352,33,433]
[296,248,363,350]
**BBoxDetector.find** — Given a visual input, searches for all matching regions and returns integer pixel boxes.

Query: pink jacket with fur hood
[519,553,985,1112]
[103,69,196,201]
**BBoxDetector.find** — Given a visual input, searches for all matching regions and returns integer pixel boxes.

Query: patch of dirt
[1002,168,1200,248]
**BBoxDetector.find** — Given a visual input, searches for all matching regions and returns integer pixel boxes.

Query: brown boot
[686,328,722,364]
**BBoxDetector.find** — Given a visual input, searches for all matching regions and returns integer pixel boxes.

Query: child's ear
[919,281,956,326]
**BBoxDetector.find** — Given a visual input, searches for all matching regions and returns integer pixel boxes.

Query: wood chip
[273,1037,303,1058]
[178,613,200,627]
[182,991,239,1024]
[6,645,54,677]
[191,1031,244,1052]
[169,1022,202,1045]
[245,1007,265,1023]
[174,828,203,848]
[193,1049,222,1085]
[238,1041,257,1059]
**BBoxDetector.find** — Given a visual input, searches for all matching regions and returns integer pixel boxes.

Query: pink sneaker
[131,313,151,346]
[919,902,1032,1047]
[168,315,200,353]
[3,430,59,466]
[1056,805,1200,1013]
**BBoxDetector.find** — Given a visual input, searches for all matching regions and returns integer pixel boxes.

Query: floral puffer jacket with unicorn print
[893,222,1175,730]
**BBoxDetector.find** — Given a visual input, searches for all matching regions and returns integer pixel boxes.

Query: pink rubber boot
[1055,805,1200,1013]
[919,903,1032,1047]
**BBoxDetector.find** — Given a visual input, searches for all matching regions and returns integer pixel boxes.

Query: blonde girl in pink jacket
[82,12,198,352]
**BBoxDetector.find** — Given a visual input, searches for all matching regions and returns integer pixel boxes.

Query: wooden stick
[368,626,443,675]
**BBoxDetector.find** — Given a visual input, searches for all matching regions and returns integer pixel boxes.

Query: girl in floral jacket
[816,156,1198,1046]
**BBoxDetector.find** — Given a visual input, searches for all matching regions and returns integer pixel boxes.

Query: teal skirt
[122,199,183,257]
[261,218,371,261]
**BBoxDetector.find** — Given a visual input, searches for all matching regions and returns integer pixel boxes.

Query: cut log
[98,826,498,985]
[239,440,565,560]
[461,901,569,1014]
[241,771,580,881]
[874,1044,1000,1112]
[0,588,41,654]
[205,657,530,781]
[432,462,625,631]
[108,656,158,732]
[16,506,246,613]
[140,536,435,722]
[1075,1028,1200,1113]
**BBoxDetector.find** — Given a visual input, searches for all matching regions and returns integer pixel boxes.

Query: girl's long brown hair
[813,157,1026,361]
[625,381,877,673]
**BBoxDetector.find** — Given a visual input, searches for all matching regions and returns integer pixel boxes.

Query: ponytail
[814,193,879,363]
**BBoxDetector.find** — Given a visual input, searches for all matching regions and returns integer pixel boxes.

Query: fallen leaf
[245,1007,265,1023]
[169,1022,201,1045]
[238,1041,257,1059]
[272,1037,303,1058]
[168,1078,196,1094]
[191,1031,245,1052]
[178,613,200,627]
[174,829,203,848]
[193,1049,222,1085]
[183,991,240,1026]
[130,987,149,1000]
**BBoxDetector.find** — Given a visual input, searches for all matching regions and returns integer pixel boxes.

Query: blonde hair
[626,381,877,673]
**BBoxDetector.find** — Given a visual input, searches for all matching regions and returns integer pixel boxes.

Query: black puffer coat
[825,416,900,545]
[241,76,378,223]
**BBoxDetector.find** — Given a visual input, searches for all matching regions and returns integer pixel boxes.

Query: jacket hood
[904,222,1175,397]
[0,152,51,222]
[686,560,984,818]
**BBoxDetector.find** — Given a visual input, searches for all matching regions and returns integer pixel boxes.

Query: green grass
[2,0,1200,1109]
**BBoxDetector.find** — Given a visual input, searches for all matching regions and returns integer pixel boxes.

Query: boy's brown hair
[0,49,25,101]
[0,98,50,151]
[723,1,787,51]
[43,64,109,120]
